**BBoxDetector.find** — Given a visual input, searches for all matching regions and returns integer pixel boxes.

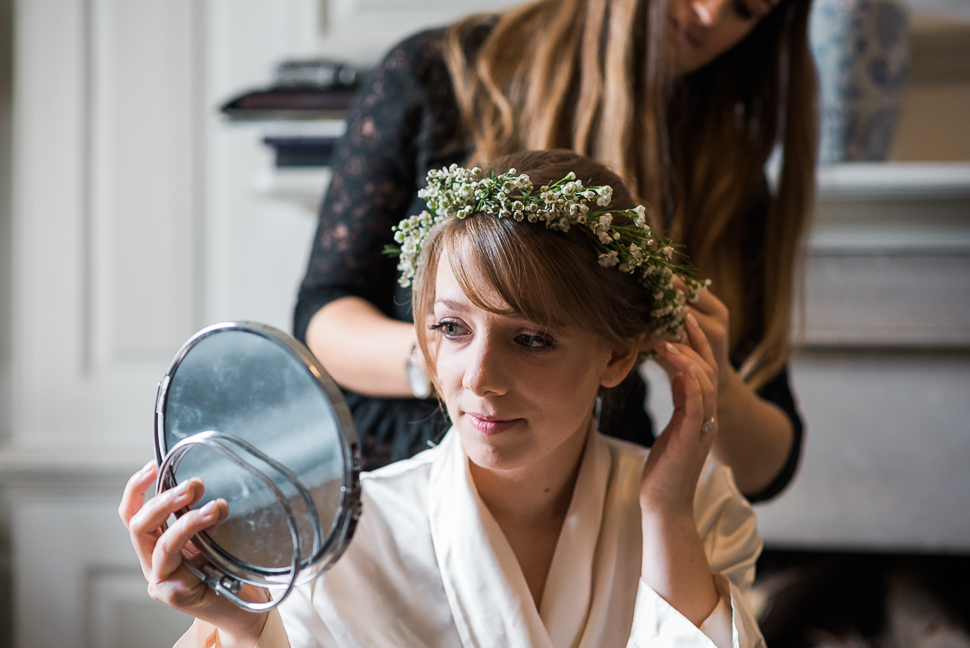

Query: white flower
[599,251,619,267]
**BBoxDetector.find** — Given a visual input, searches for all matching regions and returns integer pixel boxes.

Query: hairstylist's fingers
[152,499,228,584]
[128,477,203,578]
[673,276,725,316]
[120,460,158,526]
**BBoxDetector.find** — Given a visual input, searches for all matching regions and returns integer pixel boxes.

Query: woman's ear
[599,337,643,388]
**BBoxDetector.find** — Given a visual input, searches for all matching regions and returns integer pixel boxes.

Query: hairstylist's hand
[641,318,719,521]
[119,462,269,647]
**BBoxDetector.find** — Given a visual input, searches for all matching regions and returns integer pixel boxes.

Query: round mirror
[153,322,361,610]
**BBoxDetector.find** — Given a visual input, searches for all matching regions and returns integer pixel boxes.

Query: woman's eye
[430,320,468,338]
[515,333,557,351]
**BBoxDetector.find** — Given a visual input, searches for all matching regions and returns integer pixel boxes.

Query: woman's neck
[468,420,591,607]
[470,422,589,522]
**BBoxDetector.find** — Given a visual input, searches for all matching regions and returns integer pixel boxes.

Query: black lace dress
[293,28,803,502]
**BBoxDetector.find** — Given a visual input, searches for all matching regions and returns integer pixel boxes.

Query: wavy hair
[444,0,817,388]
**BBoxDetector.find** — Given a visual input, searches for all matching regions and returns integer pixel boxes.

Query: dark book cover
[221,87,357,120]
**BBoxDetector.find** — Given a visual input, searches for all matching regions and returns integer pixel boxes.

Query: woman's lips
[465,413,522,436]
[668,17,699,48]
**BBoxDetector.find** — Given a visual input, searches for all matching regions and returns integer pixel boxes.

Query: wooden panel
[757,348,970,552]
[11,0,88,443]
[88,0,201,364]
[803,251,970,346]
[87,569,191,648]
[10,492,191,648]
[804,163,970,348]
[10,0,204,448]
[0,0,12,443]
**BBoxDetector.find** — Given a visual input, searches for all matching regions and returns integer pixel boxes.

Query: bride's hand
[640,315,719,522]
[119,462,269,646]
[637,319,722,624]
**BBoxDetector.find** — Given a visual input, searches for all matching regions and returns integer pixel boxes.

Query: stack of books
[221,59,363,168]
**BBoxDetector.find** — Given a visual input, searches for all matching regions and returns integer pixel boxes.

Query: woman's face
[667,0,780,74]
[428,255,634,476]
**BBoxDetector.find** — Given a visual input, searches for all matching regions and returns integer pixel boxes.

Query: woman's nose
[690,0,728,26]
[462,338,507,397]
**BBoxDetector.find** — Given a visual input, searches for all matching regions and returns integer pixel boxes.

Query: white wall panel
[9,0,204,449]
[804,252,970,346]
[88,569,192,648]
[11,0,89,444]
[89,0,201,364]
[6,479,191,648]
[757,349,970,552]
[0,0,13,446]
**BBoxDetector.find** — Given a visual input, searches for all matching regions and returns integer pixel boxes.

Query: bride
[120,149,764,648]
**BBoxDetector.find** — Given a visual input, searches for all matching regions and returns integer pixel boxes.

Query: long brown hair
[444,0,818,388]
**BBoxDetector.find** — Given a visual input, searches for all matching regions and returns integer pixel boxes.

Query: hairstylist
[294,0,817,501]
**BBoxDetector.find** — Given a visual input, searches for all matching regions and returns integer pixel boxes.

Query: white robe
[177,428,765,648]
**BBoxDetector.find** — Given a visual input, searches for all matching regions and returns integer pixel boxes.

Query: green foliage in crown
[384,164,710,341]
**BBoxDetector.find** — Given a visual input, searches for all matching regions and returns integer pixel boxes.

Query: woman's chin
[458,425,532,473]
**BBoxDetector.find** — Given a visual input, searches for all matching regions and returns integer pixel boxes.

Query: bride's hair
[412,150,655,385]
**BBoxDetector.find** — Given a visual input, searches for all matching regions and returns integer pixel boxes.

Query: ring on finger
[701,417,716,434]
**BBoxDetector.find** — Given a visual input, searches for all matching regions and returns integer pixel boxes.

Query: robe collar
[427,425,611,648]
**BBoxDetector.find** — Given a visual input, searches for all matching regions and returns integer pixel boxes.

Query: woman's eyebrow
[433,299,470,312]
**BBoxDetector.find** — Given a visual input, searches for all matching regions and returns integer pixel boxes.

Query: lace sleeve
[293,29,464,342]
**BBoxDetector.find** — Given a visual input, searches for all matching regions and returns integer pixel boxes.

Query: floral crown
[385,164,710,341]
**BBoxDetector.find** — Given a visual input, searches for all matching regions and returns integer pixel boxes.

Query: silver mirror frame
[153,322,362,611]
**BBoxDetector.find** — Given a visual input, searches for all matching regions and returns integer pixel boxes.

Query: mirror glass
[155,323,359,587]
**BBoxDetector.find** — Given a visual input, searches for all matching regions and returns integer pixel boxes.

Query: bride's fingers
[128,478,204,577]
[656,343,716,436]
[152,498,229,583]
[684,313,718,376]
[656,342,712,391]
[119,460,158,527]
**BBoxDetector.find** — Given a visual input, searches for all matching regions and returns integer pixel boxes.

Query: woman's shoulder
[378,19,496,78]
[383,27,448,62]
[377,27,453,79]
[364,28,460,114]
